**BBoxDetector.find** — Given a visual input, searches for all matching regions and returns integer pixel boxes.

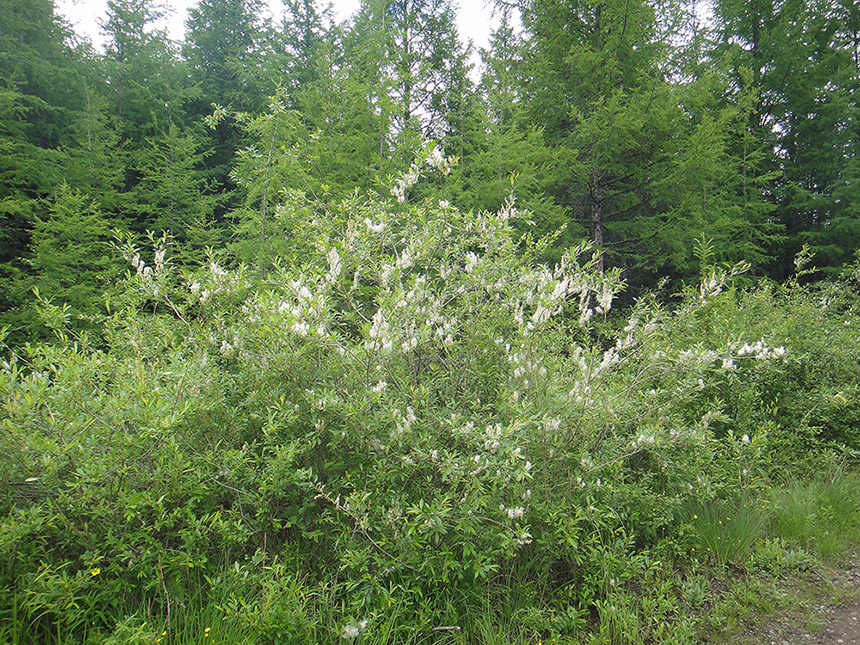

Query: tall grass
[686,499,767,567]
[766,468,860,556]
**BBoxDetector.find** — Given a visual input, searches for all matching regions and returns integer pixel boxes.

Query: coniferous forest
[2,0,860,643]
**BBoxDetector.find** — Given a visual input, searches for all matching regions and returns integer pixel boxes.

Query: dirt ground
[728,558,860,644]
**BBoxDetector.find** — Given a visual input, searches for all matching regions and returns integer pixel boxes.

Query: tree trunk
[590,168,605,273]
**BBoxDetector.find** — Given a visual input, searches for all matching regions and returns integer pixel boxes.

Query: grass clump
[686,499,767,567]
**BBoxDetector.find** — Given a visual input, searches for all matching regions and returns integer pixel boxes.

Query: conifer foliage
[1,0,858,337]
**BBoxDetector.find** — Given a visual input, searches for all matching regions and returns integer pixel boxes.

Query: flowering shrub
[1,160,856,642]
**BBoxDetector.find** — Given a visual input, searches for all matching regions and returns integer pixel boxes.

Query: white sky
[55,0,501,60]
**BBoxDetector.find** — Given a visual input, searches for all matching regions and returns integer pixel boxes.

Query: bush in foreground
[1,155,858,642]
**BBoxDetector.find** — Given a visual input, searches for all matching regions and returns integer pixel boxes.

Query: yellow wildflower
[90,568,100,576]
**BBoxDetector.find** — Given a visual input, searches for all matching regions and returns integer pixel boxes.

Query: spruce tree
[347,0,473,152]
[30,185,121,326]
[458,11,569,253]
[712,0,860,277]
[519,0,685,277]
[184,0,272,203]
[0,0,86,337]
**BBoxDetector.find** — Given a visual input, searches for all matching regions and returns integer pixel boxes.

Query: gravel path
[739,560,860,645]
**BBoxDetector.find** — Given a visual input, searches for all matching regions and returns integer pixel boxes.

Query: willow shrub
[0,151,823,642]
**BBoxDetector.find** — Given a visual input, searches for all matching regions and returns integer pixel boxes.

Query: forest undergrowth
[2,153,860,643]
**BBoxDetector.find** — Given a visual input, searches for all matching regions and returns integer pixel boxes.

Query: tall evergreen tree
[274,0,334,106]
[458,11,568,253]
[64,82,125,211]
[184,0,272,208]
[775,0,860,274]
[293,31,388,195]
[133,122,215,250]
[101,0,164,129]
[98,0,213,242]
[184,0,269,113]
[519,0,686,276]
[0,0,85,337]
[712,0,860,276]
[347,0,473,151]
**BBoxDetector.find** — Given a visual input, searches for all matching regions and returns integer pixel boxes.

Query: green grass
[686,498,767,567]
[766,468,860,555]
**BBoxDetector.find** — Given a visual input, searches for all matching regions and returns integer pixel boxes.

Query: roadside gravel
[727,558,860,645]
